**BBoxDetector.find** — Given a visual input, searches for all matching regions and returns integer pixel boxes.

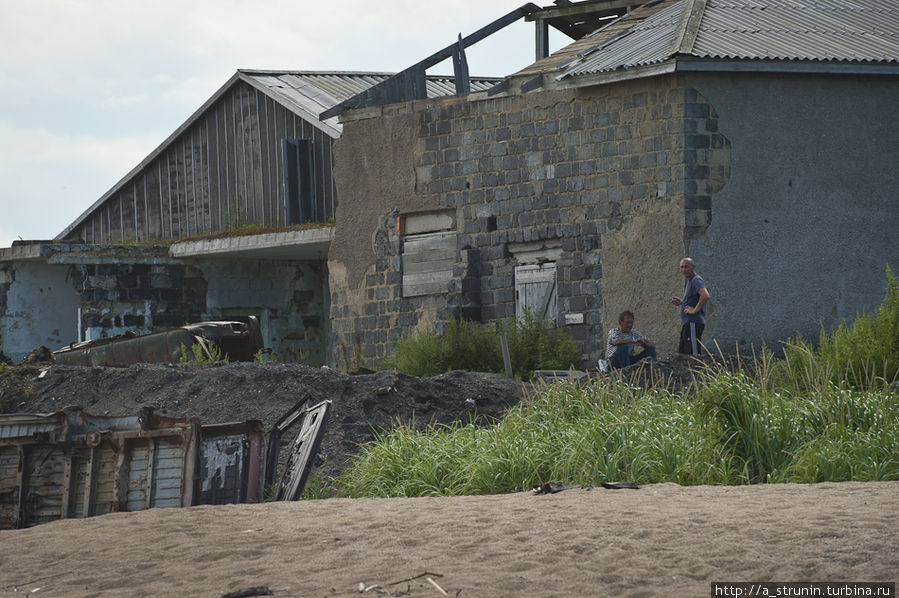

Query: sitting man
[605,310,657,369]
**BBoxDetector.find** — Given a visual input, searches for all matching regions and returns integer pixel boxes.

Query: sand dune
[1,481,896,597]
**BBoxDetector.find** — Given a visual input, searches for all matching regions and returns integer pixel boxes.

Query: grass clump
[381,312,581,381]
[382,318,502,377]
[179,341,227,364]
[778,265,899,393]
[336,379,737,498]
[337,369,898,497]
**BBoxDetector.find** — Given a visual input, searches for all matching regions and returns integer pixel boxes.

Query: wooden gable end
[62,80,337,244]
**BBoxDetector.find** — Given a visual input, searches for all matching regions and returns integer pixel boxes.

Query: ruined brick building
[2,0,898,368]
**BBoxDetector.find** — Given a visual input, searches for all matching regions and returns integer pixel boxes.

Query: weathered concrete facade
[0,243,329,363]
[327,67,898,368]
[328,74,731,367]
[685,72,899,349]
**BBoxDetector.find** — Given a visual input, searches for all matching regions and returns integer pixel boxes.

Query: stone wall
[329,73,732,367]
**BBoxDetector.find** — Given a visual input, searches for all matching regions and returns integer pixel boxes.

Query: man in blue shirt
[670,257,710,355]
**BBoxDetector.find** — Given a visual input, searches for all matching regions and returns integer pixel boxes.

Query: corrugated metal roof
[241,71,501,131]
[560,0,899,79]
[563,1,684,76]
[514,1,683,77]
[694,0,899,62]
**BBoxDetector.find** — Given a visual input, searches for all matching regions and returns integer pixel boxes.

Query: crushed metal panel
[200,421,265,505]
[274,400,331,501]
[262,398,310,491]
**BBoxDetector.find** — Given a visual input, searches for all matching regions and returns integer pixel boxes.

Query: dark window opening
[283,139,316,224]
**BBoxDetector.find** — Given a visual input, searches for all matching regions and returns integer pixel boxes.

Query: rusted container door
[201,436,248,504]
[2,445,68,528]
[124,438,188,510]
[66,446,118,519]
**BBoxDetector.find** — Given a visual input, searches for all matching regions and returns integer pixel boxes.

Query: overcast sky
[0,0,569,248]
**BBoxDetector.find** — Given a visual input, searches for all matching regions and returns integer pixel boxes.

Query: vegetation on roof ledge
[178,220,335,244]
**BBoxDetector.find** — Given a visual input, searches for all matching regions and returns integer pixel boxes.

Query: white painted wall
[2,263,80,360]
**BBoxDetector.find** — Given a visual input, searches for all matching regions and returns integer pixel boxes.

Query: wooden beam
[453,35,470,95]
[536,18,550,60]
[320,3,541,120]
[525,0,638,21]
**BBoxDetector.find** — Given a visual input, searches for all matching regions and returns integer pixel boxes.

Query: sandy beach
[1,481,896,597]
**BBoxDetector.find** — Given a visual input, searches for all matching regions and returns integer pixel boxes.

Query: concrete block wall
[70,262,208,342]
[0,264,13,360]
[330,74,733,366]
[200,260,329,365]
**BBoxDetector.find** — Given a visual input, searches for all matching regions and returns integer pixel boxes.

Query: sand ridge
[1,481,896,597]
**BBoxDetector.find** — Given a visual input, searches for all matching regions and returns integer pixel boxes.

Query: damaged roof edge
[320,3,541,120]
[551,57,899,92]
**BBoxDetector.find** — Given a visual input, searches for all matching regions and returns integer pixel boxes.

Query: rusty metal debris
[52,316,264,366]
[1,397,329,528]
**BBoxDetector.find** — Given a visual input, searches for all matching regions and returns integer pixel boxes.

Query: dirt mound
[2,362,527,485]
[0,352,726,487]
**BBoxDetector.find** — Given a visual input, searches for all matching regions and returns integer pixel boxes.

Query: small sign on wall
[564,313,584,325]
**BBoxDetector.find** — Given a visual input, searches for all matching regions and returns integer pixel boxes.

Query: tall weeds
[336,267,899,497]
[380,312,580,380]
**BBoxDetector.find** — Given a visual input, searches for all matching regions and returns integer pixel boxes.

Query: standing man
[670,257,710,355]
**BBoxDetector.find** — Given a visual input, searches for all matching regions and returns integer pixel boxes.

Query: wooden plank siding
[63,81,337,244]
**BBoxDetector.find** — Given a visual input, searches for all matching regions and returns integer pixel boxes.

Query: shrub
[780,264,899,392]
[380,314,581,380]
[504,311,582,380]
[179,340,226,364]
[381,318,502,376]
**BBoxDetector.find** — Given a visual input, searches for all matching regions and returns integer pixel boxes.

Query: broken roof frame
[323,0,899,119]
[320,0,643,120]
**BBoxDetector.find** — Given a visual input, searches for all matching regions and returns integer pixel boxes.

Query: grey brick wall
[330,74,731,368]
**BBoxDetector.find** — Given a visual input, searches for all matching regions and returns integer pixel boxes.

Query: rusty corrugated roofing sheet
[560,0,899,79]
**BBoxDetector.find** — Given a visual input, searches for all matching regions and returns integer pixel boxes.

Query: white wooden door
[515,263,557,322]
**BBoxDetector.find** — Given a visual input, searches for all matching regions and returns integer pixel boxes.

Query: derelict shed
[324,0,899,367]
[58,71,501,245]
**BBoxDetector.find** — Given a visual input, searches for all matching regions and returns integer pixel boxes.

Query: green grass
[776,265,899,393]
[336,368,898,497]
[380,312,581,381]
[178,341,227,364]
[336,267,899,496]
